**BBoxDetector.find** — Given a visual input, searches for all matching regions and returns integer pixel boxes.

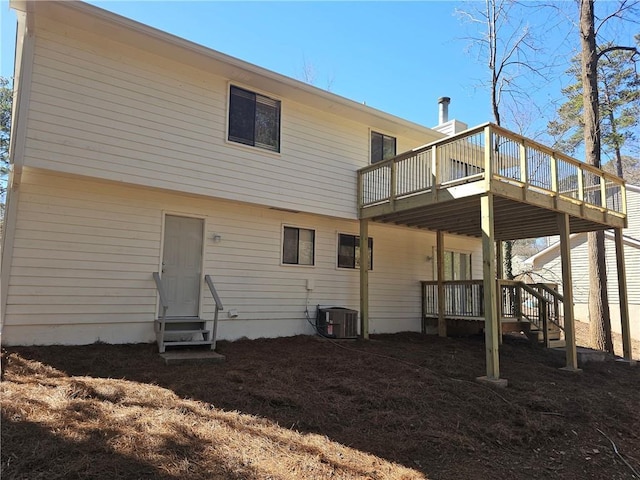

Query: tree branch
[596,45,639,60]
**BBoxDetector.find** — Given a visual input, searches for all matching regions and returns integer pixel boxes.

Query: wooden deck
[356,123,632,378]
[357,123,626,240]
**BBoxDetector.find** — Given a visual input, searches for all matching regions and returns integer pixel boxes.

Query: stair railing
[517,282,550,347]
[531,283,564,333]
[153,272,169,350]
[498,279,555,346]
[204,275,224,350]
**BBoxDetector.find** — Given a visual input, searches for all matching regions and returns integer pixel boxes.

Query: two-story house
[2,0,631,383]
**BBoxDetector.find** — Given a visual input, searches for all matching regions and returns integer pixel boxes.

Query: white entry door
[162,215,204,317]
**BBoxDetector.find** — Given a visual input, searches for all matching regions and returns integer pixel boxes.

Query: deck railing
[422,279,564,346]
[422,280,484,319]
[358,123,626,216]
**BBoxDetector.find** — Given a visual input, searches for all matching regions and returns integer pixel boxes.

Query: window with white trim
[371,131,396,164]
[338,233,373,269]
[283,226,315,265]
[228,85,281,152]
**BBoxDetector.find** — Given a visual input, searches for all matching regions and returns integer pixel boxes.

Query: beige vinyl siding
[534,236,639,305]
[22,19,430,221]
[3,169,482,345]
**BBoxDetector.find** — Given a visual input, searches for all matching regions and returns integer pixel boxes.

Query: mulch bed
[2,332,639,479]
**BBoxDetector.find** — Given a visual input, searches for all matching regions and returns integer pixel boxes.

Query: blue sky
[0,1,636,145]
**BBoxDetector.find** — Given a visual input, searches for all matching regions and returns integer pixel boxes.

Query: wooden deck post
[479,193,504,384]
[496,242,504,346]
[558,213,579,371]
[359,218,369,340]
[436,230,446,337]
[614,227,633,362]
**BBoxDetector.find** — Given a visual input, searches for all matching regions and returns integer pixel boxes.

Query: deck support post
[436,230,446,337]
[496,241,504,280]
[614,227,633,362]
[479,193,502,383]
[496,241,504,345]
[359,218,369,340]
[558,213,579,371]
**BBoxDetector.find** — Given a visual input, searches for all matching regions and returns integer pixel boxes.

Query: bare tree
[457,0,552,278]
[298,56,335,92]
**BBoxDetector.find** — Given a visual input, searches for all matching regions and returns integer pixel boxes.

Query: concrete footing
[559,366,583,374]
[615,358,637,367]
[159,350,226,366]
[550,346,610,368]
[476,375,508,388]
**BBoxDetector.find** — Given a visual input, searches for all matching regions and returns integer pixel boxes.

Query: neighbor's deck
[357,123,626,239]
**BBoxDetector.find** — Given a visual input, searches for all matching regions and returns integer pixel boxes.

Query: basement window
[283,226,315,266]
[338,233,373,269]
[228,85,281,152]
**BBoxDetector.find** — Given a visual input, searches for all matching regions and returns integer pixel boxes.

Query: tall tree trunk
[580,0,613,353]
[608,111,624,178]
[602,78,625,179]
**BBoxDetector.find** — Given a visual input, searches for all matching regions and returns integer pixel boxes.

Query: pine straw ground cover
[2,326,639,480]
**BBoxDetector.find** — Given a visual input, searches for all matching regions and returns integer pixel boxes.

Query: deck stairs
[155,317,215,353]
[153,272,224,353]
[422,279,566,349]
[524,315,565,348]
[501,281,566,349]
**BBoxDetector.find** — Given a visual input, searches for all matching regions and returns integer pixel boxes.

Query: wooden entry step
[155,316,213,353]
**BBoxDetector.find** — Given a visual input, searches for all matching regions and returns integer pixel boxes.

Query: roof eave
[14,0,444,141]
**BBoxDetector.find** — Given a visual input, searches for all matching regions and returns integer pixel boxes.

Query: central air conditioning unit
[317,307,358,339]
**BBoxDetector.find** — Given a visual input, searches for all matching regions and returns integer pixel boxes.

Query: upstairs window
[283,226,315,266]
[338,233,373,269]
[371,131,396,164]
[229,85,281,152]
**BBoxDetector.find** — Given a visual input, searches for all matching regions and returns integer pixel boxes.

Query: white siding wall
[22,18,430,221]
[3,170,482,345]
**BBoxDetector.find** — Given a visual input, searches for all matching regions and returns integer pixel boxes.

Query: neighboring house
[525,184,640,341]
[1,0,482,346]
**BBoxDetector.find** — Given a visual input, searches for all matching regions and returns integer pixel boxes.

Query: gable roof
[526,230,640,268]
[10,0,444,143]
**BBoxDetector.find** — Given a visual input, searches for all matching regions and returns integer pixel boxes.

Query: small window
[371,131,396,164]
[229,85,281,152]
[338,233,373,269]
[283,227,315,265]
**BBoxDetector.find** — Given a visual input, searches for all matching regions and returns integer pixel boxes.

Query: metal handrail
[204,274,223,350]
[153,272,169,321]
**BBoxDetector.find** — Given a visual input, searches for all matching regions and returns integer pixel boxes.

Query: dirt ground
[2,323,639,480]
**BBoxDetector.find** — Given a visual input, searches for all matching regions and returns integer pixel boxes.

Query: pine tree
[548,35,639,178]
